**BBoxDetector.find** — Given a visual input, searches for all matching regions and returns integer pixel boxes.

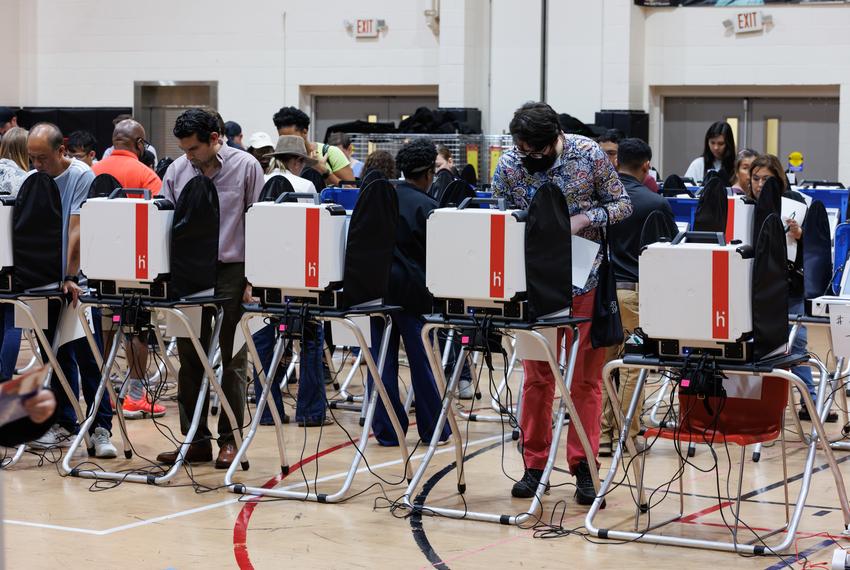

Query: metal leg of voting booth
[402,322,600,525]
[226,311,412,502]
[62,302,250,484]
[586,358,850,554]
[0,298,92,454]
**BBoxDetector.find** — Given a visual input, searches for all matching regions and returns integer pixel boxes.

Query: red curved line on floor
[231,421,418,569]
[232,439,357,569]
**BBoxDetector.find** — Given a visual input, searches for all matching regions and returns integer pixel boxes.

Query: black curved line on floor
[409,441,504,570]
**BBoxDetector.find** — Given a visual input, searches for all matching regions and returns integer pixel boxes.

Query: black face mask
[521,153,557,174]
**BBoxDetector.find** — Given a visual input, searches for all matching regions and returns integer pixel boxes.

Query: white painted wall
[7,0,438,142]
[488,0,542,133]
[643,3,850,182]
[0,1,20,105]
[5,0,850,180]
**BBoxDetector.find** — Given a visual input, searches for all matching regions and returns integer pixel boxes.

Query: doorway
[134,81,218,161]
[662,96,839,182]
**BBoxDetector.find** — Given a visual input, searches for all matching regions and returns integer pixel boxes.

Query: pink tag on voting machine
[461,336,470,345]
[680,378,691,388]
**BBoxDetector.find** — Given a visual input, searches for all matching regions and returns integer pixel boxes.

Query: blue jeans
[46,306,113,435]
[294,322,326,423]
[0,304,22,380]
[789,296,815,399]
[439,329,472,383]
[252,324,286,423]
[367,312,451,446]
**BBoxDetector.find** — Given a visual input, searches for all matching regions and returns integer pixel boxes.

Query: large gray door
[662,97,745,179]
[662,96,840,182]
[313,95,438,143]
[748,98,839,182]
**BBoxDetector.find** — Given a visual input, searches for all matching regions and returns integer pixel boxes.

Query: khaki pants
[600,287,640,444]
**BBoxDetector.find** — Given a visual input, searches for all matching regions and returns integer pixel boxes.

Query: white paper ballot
[330,316,372,348]
[231,315,268,358]
[572,235,601,289]
[830,304,850,361]
[55,304,92,347]
[781,196,808,262]
[514,327,560,362]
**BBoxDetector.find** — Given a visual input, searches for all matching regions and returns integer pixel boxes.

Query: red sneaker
[122,394,167,419]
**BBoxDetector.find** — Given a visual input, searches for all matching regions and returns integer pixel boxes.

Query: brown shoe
[156,441,212,465]
[215,442,238,469]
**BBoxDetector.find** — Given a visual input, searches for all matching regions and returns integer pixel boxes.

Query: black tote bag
[590,217,623,349]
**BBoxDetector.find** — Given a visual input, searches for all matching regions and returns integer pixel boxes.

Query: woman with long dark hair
[684,121,736,183]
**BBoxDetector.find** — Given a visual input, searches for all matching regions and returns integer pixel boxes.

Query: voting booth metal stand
[644,317,826,463]
[0,295,92,468]
[585,355,850,554]
[789,311,850,452]
[225,305,413,503]
[399,316,601,526]
[60,297,251,485]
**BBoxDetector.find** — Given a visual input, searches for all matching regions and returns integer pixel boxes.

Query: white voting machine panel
[640,237,753,358]
[427,207,526,317]
[725,196,755,244]
[245,201,347,306]
[80,197,173,296]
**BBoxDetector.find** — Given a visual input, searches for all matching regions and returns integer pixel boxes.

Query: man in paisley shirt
[492,102,632,506]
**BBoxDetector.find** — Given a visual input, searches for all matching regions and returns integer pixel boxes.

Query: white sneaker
[29,424,73,449]
[91,427,117,459]
[457,379,475,400]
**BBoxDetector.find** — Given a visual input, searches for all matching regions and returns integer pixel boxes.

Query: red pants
[519,289,606,473]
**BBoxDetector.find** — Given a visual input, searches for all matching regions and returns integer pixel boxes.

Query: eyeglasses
[513,146,549,160]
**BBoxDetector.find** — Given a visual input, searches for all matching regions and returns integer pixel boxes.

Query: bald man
[92,119,166,419]
[93,119,162,194]
[26,123,117,457]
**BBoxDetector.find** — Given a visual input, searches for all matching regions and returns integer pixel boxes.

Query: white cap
[246,132,274,151]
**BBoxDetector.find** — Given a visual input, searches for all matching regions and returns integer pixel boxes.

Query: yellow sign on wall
[466,144,479,177]
[489,146,503,181]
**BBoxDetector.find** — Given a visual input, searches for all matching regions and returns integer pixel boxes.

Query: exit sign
[734,11,763,34]
[355,19,379,38]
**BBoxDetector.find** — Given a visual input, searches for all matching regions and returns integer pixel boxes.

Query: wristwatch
[63,274,79,284]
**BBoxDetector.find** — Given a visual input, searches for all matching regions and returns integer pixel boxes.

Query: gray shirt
[29,158,94,275]
[161,143,264,263]
[0,159,26,196]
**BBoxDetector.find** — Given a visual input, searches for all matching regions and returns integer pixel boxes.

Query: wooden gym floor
[4,334,850,570]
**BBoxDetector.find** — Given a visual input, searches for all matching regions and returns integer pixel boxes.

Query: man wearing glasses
[92,118,166,420]
[492,102,631,506]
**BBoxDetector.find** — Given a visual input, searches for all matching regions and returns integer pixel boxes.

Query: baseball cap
[246,131,274,151]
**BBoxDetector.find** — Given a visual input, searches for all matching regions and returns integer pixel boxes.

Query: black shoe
[799,404,839,423]
[297,416,334,427]
[259,413,290,426]
[511,468,548,499]
[574,460,605,508]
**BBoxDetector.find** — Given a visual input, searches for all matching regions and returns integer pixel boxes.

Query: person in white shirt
[683,121,736,183]
[264,135,318,194]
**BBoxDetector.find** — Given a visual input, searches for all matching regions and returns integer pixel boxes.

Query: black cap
[0,107,18,124]
[224,121,242,138]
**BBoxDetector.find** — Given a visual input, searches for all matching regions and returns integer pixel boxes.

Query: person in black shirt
[367,139,451,446]
[599,138,675,457]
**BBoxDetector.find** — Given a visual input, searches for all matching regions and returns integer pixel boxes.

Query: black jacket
[609,173,675,283]
[386,181,437,314]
